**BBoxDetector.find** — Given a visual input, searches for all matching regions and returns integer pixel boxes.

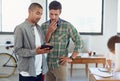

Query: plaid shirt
[41,18,83,68]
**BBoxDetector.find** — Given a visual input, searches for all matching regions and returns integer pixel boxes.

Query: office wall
[0,0,118,56]
[0,0,46,44]
[88,0,118,55]
[68,0,118,56]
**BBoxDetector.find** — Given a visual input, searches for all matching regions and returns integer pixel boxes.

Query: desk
[89,68,120,81]
[70,55,106,77]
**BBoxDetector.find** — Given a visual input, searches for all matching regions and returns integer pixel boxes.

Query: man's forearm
[70,52,79,59]
[45,32,51,43]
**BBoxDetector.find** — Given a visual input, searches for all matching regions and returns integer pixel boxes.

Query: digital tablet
[40,44,53,50]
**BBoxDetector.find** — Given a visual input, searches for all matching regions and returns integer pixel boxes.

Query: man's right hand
[36,47,50,54]
[48,20,57,33]
[45,20,57,42]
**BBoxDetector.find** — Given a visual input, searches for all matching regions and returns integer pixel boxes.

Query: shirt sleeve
[14,26,36,57]
[68,23,83,53]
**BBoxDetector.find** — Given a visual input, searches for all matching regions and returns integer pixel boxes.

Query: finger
[51,20,57,24]
[44,48,50,50]
[44,49,51,53]
[49,21,57,27]
[37,46,41,50]
[60,60,66,65]
[45,43,51,45]
[49,21,57,26]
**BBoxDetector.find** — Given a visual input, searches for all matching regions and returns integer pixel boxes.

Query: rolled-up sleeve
[68,24,83,53]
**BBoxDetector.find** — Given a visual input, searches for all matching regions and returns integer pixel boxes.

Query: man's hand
[48,20,57,33]
[36,47,51,54]
[45,20,57,42]
[58,56,73,65]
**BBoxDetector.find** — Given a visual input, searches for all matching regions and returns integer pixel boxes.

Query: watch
[69,56,74,60]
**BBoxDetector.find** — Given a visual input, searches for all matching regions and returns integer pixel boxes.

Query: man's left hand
[58,56,72,65]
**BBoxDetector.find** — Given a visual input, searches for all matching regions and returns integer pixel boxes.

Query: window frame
[0,0,104,35]
[117,0,120,35]
[46,0,104,35]
[0,0,30,34]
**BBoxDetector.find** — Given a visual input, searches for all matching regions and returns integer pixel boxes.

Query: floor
[68,69,88,81]
[0,68,88,81]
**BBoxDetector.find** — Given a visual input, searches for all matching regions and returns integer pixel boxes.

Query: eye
[36,12,41,15]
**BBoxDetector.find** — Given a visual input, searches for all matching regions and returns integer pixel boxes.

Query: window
[117,0,120,34]
[0,0,31,34]
[47,0,104,35]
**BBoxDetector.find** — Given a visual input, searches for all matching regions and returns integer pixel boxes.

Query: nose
[51,15,56,20]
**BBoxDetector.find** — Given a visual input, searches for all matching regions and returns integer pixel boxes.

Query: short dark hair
[29,3,43,11]
[107,35,120,53]
[49,1,62,12]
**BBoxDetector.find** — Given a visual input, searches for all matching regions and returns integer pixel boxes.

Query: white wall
[0,0,118,53]
[69,0,118,56]
[88,0,118,55]
[68,0,118,68]
[37,0,118,56]
[0,0,118,68]
[0,0,46,44]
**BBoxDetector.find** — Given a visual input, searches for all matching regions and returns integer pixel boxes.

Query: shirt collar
[25,19,38,27]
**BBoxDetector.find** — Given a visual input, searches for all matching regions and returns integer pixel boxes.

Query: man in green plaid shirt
[41,1,83,81]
